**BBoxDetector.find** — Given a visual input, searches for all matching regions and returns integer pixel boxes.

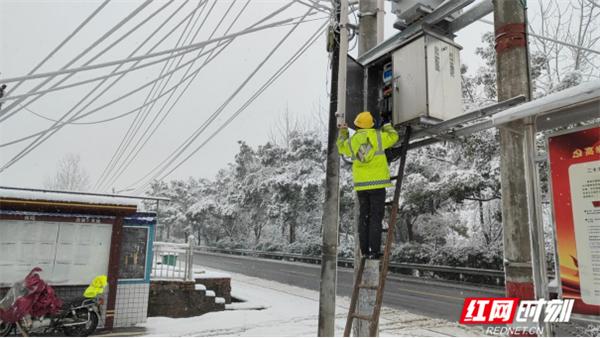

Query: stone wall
[148,280,224,318]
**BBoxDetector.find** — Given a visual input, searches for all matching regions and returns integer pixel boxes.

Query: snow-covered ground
[141,266,486,337]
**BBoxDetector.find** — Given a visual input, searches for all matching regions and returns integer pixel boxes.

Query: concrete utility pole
[353,0,384,336]
[317,0,346,335]
[492,1,536,334]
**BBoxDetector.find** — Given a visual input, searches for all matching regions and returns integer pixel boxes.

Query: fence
[151,236,195,281]
[195,246,506,286]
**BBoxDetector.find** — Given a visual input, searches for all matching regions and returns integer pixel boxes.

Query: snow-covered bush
[390,243,433,264]
[286,240,322,256]
[255,240,284,253]
[430,245,502,270]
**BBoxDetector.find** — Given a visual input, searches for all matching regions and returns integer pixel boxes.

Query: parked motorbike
[0,268,106,337]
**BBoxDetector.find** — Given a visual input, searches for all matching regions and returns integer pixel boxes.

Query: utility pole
[0,84,6,110]
[353,0,384,336]
[317,0,346,335]
[492,0,536,335]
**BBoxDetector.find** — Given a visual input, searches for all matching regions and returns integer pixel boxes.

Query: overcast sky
[0,0,496,193]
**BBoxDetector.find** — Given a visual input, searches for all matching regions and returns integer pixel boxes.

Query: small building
[0,187,162,329]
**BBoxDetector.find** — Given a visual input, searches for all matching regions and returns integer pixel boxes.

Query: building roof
[492,80,600,129]
[0,186,140,215]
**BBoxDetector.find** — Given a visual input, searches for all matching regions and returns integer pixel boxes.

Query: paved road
[195,251,504,322]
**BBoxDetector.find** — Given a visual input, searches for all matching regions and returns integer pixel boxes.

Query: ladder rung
[382,228,388,232]
[390,175,398,180]
[358,284,378,290]
[352,313,373,321]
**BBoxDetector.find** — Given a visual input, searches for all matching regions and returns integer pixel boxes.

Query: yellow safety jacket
[337,123,399,191]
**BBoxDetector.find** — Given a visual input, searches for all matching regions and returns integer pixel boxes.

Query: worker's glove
[382,123,395,133]
[339,126,349,139]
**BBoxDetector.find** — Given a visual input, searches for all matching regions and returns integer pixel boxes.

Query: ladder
[343,126,411,337]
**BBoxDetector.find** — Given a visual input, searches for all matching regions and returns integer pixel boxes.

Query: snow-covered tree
[44,153,90,191]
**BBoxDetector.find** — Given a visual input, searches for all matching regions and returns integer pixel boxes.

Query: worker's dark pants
[357,188,386,256]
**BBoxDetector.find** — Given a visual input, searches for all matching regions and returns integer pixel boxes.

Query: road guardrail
[194,246,506,286]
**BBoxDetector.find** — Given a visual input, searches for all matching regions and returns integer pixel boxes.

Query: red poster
[548,125,600,316]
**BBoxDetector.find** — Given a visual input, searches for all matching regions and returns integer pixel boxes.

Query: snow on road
[141,266,485,337]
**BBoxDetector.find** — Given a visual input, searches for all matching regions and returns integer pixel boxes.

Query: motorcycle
[0,268,107,337]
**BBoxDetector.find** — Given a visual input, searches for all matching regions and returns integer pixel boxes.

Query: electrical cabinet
[392,34,463,124]
[343,32,463,129]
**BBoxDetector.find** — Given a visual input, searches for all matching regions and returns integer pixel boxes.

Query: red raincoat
[0,268,63,323]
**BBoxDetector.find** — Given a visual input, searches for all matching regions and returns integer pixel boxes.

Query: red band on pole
[505,281,537,337]
[495,23,527,53]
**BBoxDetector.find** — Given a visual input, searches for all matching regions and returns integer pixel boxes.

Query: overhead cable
[0,13,306,88]
[0,16,327,104]
[101,0,251,191]
[3,0,111,97]
[101,0,296,190]
[0,5,313,152]
[138,22,328,191]
[0,0,154,121]
[95,0,219,191]
[0,0,182,170]
[0,43,223,104]
[126,8,315,191]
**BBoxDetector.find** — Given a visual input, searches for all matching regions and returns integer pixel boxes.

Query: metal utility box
[391,33,462,124]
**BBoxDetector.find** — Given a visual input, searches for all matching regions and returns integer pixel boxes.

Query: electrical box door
[391,34,463,125]
[345,55,365,129]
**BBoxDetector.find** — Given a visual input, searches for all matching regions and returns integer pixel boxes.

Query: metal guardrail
[194,246,506,285]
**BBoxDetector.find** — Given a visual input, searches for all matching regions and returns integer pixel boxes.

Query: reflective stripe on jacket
[336,123,399,191]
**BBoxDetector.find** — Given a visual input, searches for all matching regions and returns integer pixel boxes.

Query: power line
[0,0,154,122]
[0,7,307,165]
[0,16,329,104]
[4,0,111,97]
[21,38,253,126]
[1,51,223,147]
[136,22,328,192]
[95,0,221,191]
[0,0,183,170]
[102,0,299,191]
[0,11,313,90]
[298,0,332,13]
[11,0,212,128]
[0,42,220,104]
[0,12,312,150]
[99,0,251,192]
[126,8,315,191]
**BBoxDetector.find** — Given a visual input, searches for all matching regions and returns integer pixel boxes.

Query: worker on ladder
[337,112,398,259]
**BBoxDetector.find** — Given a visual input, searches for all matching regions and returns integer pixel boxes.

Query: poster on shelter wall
[119,227,148,280]
[548,125,600,316]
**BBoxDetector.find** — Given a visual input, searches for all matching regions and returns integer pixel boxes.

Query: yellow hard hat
[354,111,374,129]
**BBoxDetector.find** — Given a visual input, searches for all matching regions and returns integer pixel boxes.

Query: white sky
[0,0,497,193]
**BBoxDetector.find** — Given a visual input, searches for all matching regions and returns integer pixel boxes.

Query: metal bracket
[357,11,377,18]
[504,260,532,268]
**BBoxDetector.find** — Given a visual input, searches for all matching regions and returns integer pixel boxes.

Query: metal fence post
[187,235,195,281]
